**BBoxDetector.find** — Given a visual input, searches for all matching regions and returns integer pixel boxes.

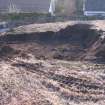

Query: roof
[85,0,105,11]
[0,0,50,13]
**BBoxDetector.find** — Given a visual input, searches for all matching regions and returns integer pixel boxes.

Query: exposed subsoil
[0,22,105,105]
[0,23,104,61]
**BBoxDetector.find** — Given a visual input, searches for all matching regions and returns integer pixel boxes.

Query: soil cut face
[0,23,103,61]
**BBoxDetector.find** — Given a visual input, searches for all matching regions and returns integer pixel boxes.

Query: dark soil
[0,23,104,62]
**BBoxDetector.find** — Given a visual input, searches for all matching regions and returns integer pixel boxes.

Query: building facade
[84,0,105,16]
[0,0,81,16]
[0,0,50,13]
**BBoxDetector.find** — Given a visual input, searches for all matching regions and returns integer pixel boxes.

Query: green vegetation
[0,12,105,26]
[0,13,49,21]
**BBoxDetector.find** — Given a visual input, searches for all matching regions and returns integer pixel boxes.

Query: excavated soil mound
[0,24,103,61]
[0,45,20,60]
[0,23,105,105]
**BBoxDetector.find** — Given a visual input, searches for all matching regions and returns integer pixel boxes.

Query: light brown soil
[0,21,105,105]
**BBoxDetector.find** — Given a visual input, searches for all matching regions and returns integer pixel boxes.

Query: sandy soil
[0,21,105,105]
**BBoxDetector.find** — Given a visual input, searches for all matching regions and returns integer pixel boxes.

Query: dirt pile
[0,45,20,60]
[0,22,105,105]
[0,23,104,61]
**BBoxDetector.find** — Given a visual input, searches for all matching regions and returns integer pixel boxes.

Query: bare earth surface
[0,21,105,105]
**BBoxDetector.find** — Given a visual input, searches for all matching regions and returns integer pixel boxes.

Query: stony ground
[0,21,105,105]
